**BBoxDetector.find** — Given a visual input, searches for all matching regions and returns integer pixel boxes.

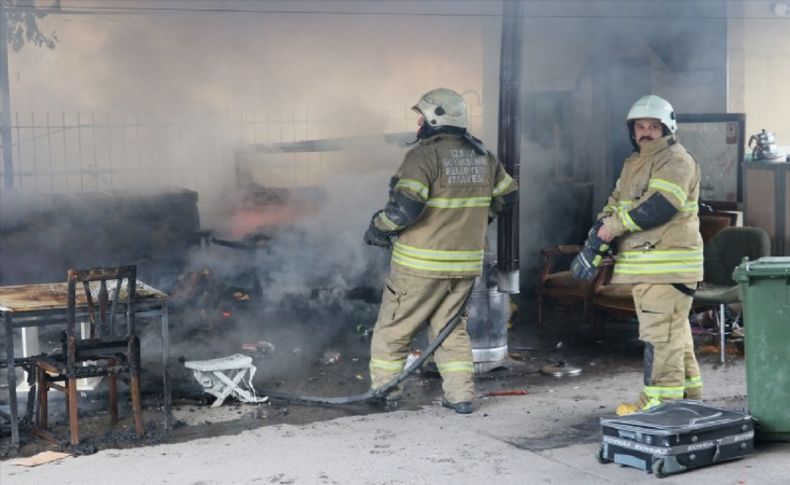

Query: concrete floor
[2,299,789,484]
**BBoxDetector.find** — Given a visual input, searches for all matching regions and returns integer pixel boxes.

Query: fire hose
[258,291,472,405]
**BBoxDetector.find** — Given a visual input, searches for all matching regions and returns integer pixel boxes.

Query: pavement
[3,356,789,485]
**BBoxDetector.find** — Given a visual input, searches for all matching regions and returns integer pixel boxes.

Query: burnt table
[0,280,171,448]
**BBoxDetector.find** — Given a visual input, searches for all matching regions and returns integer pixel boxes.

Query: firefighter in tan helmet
[364,88,517,413]
[587,94,704,415]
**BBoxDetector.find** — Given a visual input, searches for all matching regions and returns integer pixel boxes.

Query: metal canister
[466,273,510,367]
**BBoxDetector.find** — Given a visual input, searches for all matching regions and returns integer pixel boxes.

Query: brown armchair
[589,258,636,338]
[536,244,597,327]
[590,226,771,341]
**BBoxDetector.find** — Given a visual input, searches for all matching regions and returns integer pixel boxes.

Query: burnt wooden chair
[33,266,144,446]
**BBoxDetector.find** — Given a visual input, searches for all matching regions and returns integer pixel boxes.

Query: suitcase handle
[617,430,638,440]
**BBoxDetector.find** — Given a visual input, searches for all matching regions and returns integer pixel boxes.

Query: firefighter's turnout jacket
[368,132,517,404]
[373,133,517,278]
[599,134,704,410]
[599,134,703,285]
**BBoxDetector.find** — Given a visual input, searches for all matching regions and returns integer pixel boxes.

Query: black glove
[570,221,610,280]
[364,212,392,248]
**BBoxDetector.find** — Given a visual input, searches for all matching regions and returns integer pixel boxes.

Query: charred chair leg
[109,372,119,424]
[130,336,145,437]
[25,364,37,420]
[67,376,80,445]
[36,367,49,430]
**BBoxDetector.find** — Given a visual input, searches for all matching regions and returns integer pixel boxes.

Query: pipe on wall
[496,0,523,294]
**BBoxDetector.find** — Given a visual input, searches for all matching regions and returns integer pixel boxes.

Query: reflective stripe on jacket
[599,135,703,284]
[383,133,517,278]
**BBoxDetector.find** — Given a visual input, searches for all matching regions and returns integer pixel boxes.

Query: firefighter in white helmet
[364,88,517,413]
[582,94,704,415]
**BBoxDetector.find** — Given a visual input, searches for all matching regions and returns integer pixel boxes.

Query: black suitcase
[598,400,754,478]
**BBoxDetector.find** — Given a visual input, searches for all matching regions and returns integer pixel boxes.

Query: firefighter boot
[685,387,703,401]
[615,402,641,416]
[616,391,652,416]
[442,398,474,414]
[368,386,403,410]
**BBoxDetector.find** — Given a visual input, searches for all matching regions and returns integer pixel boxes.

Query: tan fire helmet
[412,88,468,129]
[626,94,677,134]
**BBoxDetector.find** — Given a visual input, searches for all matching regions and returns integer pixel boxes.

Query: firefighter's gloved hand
[364,226,391,248]
[570,221,610,280]
[364,213,392,248]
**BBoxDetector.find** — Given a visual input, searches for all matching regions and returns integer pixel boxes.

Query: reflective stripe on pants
[369,272,475,403]
[633,283,703,409]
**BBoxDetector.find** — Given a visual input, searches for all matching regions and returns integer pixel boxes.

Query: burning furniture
[165,184,325,340]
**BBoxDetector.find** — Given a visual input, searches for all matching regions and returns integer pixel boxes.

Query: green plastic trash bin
[733,256,790,441]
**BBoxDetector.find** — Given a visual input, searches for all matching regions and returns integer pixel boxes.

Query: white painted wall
[738,1,790,144]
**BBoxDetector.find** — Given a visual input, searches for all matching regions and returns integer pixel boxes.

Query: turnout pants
[369,272,475,403]
[633,283,703,410]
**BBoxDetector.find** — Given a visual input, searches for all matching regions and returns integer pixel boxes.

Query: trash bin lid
[733,257,790,283]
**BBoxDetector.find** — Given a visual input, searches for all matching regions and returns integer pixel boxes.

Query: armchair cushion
[542,271,595,296]
[594,283,636,312]
[536,243,596,327]
[538,244,589,296]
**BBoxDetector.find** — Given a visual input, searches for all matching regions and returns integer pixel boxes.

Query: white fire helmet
[412,88,468,130]
[626,94,677,134]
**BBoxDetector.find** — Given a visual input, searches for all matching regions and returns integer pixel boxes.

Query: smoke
[166,141,403,382]
[7,1,495,221]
